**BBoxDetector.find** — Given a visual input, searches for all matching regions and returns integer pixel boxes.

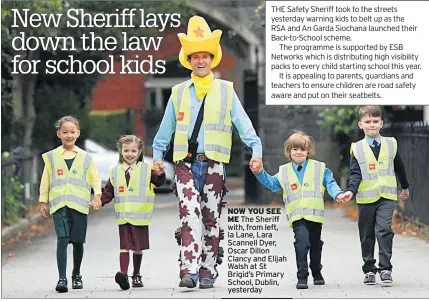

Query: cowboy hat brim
[178,44,222,70]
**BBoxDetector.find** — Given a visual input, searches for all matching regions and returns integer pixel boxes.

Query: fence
[383,122,429,226]
[1,151,42,226]
[349,122,429,226]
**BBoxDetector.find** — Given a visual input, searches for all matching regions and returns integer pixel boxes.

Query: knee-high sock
[133,253,143,276]
[57,238,69,280]
[120,252,130,274]
[72,242,84,276]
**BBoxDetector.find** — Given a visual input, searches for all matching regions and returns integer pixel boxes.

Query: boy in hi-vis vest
[251,131,345,290]
[342,105,409,286]
[91,135,165,290]
[39,116,101,293]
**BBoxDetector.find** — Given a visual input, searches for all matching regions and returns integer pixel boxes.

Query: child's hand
[90,195,102,211]
[153,160,164,173]
[336,193,345,203]
[249,157,263,174]
[40,203,48,218]
[343,191,354,203]
[399,188,409,201]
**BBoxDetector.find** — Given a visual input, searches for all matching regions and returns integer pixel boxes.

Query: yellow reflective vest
[351,136,398,204]
[278,159,326,227]
[171,78,233,163]
[109,162,155,226]
[42,147,93,215]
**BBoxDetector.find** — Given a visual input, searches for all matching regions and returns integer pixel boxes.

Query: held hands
[40,203,48,218]
[399,188,409,201]
[89,195,102,211]
[341,191,354,203]
[249,157,263,174]
[153,160,164,175]
[335,191,354,203]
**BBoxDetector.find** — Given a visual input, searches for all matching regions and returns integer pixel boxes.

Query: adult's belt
[195,153,208,162]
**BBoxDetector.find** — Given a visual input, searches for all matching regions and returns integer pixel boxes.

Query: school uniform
[39,145,101,291]
[348,135,409,279]
[256,159,343,289]
[101,161,165,289]
[101,162,166,251]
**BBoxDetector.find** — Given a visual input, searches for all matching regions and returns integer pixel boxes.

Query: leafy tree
[2,0,192,153]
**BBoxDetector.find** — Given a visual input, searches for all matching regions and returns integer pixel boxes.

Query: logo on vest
[304,183,309,187]
[72,170,77,174]
[119,186,125,192]
[379,161,384,165]
[129,188,134,192]
[178,112,184,121]
[57,169,63,176]
[369,163,376,170]
[291,183,298,190]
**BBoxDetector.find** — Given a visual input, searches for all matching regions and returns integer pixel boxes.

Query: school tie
[297,165,303,172]
[372,140,379,148]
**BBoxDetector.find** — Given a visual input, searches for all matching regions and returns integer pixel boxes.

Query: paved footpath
[2,191,429,298]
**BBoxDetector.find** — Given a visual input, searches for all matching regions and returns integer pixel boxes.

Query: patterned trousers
[174,160,226,279]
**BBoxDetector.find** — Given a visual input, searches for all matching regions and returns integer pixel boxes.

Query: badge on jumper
[57,169,63,176]
[369,163,376,170]
[129,188,134,192]
[72,170,77,174]
[291,183,298,190]
[119,186,125,192]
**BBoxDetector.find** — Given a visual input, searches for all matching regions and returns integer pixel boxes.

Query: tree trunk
[22,48,40,151]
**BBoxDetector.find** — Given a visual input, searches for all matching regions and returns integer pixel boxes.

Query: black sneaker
[379,270,393,286]
[132,274,144,288]
[55,279,68,293]
[296,278,308,289]
[115,271,130,290]
[313,273,325,285]
[72,275,83,289]
[364,272,376,285]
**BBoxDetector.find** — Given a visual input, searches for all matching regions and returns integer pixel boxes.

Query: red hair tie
[118,134,127,141]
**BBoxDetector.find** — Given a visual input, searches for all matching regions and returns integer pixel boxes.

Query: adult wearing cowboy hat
[152,15,263,289]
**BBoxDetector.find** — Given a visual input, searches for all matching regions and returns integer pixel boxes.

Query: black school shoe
[72,275,83,289]
[115,271,130,290]
[132,274,144,287]
[296,278,308,289]
[313,273,325,285]
[55,278,68,293]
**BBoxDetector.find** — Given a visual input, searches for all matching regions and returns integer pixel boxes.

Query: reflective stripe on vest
[286,208,324,221]
[352,136,397,203]
[116,212,152,220]
[45,149,92,214]
[172,79,233,163]
[279,160,325,227]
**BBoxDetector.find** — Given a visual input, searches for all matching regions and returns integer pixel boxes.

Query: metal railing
[1,151,42,226]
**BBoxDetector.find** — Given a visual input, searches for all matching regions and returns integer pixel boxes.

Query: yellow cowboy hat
[178,16,222,70]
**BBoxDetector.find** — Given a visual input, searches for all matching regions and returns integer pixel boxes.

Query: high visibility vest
[278,160,326,227]
[109,162,155,226]
[171,78,233,163]
[42,147,93,215]
[351,136,398,204]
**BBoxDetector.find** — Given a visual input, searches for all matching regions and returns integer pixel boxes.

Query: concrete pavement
[2,190,429,298]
